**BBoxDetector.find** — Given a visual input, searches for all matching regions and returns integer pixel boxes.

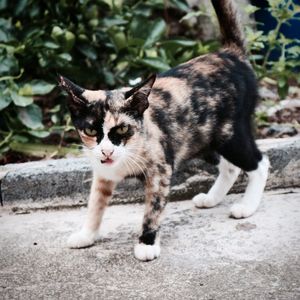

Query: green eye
[84,128,97,136]
[116,125,129,135]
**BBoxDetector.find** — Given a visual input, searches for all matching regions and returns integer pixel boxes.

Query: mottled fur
[60,0,269,261]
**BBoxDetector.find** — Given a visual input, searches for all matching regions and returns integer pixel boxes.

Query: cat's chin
[87,154,125,181]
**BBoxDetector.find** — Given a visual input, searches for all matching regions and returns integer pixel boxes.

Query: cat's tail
[211,0,246,54]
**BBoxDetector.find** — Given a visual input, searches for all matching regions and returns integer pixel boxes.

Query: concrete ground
[0,189,300,300]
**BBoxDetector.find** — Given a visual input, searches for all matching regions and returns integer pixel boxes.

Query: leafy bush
[0,0,217,162]
[0,0,299,162]
[246,0,300,98]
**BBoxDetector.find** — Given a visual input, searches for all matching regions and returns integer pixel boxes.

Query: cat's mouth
[101,158,114,164]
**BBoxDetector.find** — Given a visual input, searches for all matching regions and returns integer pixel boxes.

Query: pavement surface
[1,189,300,300]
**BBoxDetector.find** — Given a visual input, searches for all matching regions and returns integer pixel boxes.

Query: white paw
[134,243,161,261]
[192,193,218,208]
[67,229,96,249]
[230,203,256,219]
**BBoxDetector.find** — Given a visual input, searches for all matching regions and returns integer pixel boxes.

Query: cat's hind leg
[193,156,240,208]
[230,155,269,218]
[218,129,269,219]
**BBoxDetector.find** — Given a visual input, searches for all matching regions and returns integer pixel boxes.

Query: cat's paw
[192,193,218,208]
[67,229,96,249]
[230,203,256,219]
[134,243,161,261]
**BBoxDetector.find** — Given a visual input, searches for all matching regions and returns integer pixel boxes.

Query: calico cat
[59,0,269,261]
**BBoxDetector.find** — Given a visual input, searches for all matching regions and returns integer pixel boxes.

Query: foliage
[246,0,300,98]
[0,0,299,161]
[0,0,218,161]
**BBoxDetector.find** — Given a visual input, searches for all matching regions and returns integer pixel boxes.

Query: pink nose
[101,149,114,157]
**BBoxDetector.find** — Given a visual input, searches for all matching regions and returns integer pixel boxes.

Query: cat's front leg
[67,175,115,248]
[134,166,171,261]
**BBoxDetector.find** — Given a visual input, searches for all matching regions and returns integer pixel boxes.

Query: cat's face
[59,75,155,178]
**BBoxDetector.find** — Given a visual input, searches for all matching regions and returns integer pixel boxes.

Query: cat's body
[59,0,269,261]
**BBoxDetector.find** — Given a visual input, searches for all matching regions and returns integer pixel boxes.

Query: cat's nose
[101,149,114,157]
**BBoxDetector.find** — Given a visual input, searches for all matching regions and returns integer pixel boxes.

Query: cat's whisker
[127,155,147,179]
[126,155,145,175]
[124,159,137,177]
[128,152,148,169]
[127,150,149,165]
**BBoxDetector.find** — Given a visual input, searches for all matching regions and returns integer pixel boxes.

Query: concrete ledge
[1,137,299,208]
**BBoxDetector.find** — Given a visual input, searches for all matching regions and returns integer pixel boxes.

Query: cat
[59,0,269,261]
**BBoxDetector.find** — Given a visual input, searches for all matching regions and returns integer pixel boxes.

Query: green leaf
[0,0,8,10]
[170,0,190,12]
[77,45,98,60]
[0,55,19,76]
[138,57,170,71]
[103,17,128,28]
[180,10,208,22]
[129,16,151,40]
[51,114,58,124]
[109,30,127,51]
[58,53,72,62]
[30,80,55,95]
[0,92,12,110]
[18,84,32,96]
[15,0,28,16]
[159,39,197,49]
[51,25,64,40]
[63,31,75,51]
[17,104,43,129]
[11,91,33,107]
[103,68,116,86]
[278,77,286,88]
[0,18,13,42]
[13,134,29,143]
[44,41,60,49]
[49,104,61,113]
[144,19,166,48]
[28,130,50,138]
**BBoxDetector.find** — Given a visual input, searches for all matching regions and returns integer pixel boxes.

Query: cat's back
[145,48,259,165]
[149,48,258,117]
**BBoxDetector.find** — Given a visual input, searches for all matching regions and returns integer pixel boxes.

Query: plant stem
[0,69,24,82]
[261,0,294,75]
[0,131,13,148]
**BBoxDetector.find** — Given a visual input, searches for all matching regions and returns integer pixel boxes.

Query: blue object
[251,0,300,61]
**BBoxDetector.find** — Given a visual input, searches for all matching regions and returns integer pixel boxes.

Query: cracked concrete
[1,189,299,299]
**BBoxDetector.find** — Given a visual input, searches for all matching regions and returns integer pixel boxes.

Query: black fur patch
[108,124,134,146]
[152,196,162,211]
[151,88,172,107]
[175,106,189,125]
[139,225,157,245]
[71,101,105,143]
[157,164,166,174]
[151,108,175,167]
[159,64,192,79]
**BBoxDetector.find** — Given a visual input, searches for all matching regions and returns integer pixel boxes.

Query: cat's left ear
[124,74,156,116]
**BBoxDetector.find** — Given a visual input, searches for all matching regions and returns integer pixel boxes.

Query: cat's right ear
[123,74,156,117]
[58,75,88,110]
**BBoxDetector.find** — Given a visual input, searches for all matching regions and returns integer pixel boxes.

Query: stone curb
[0,137,299,208]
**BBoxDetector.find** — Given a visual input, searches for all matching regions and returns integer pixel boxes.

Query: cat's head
[58,75,156,176]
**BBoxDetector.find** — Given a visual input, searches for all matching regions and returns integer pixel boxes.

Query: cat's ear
[58,75,87,109]
[124,74,156,116]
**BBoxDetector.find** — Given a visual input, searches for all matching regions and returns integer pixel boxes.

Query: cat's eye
[116,125,129,135]
[83,128,97,137]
